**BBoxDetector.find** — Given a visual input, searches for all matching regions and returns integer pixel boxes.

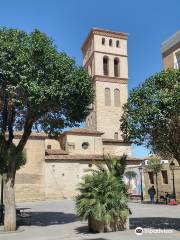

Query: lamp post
[138,160,145,203]
[169,161,176,200]
[0,176,3,224]
[138,165,143,202]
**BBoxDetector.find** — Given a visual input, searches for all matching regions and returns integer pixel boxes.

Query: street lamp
[138,160,145,203]
[0,176,3,224]
[169,161,176,200]
[138,165,143,202]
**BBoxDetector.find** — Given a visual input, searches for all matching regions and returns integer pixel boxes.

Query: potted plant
[75,168,129,233]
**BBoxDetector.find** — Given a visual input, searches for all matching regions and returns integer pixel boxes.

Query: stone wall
[65,134,103,155]
[103,142,131,156]
[144,163,180,203]
[14,136,46,202]
[45,160,102,199]
[95,81,128,139]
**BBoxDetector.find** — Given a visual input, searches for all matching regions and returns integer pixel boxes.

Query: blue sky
[1,0,179,157]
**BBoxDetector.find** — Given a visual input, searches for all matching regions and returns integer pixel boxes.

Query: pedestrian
[148,185,156,204]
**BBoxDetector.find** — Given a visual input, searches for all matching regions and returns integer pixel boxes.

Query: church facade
[1,28,141,202]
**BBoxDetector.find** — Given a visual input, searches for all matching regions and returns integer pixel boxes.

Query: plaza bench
[16,207,31,225]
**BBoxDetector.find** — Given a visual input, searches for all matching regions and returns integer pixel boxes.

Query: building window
[109,39,112,46]
[116,40,120,47]
[47,145,51,149]
[102,38,105,45]
[82,142,89,150]
[105,88,111,106]
[114,89,120,107]
[114,58,119,77]
[114,132,118,140]
[161,170,168,184]
[148,172,154,184]
[103,56,109,75]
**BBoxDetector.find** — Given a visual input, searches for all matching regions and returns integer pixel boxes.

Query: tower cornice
[93,75,128,84]
[82,27,128,54]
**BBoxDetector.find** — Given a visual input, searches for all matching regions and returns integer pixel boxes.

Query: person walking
[148,185,156,204]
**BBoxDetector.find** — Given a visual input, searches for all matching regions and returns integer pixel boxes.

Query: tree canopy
[0,27,94,162]
[120,69,180,164]
[0,27,94,231]
[146,156,163,175]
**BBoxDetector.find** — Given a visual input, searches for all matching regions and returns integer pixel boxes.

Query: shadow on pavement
[130,217,180,231]
[18,211,77,227]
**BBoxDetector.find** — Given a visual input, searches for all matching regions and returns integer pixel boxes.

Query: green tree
[146,156,163,202]
[120,69,180,165]
[125,170,137,189]
[0,27,94,231]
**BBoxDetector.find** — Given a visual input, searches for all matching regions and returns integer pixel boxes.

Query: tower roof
[81,27,128,53]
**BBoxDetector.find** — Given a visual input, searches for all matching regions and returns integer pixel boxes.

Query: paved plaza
[0,199,180,240]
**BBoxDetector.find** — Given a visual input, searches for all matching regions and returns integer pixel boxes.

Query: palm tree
[75,154,129,233]
[146,156,163,203]
[104,154,127,179]
[76,170,129,232]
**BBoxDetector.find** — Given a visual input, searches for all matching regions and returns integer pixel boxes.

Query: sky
[0,0,179,157]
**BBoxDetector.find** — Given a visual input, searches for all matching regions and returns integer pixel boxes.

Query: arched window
[114,132,118,140]
[102,38,105,45]
[114,89,120,107]
[114,58,119,77]
[105,88,111,106]
[109,39,112,46]
[116,40,120,47]
[103,56,109,75]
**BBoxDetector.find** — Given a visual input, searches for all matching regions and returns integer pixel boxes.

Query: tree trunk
[156,174,159,203]
[3,170,16,232]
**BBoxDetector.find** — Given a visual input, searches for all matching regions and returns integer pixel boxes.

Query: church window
[161,170,168,184]
[148,172,154,184]
[105,88,111,106]
[114,58,119,77]
[114,89,120,107]
[116,40,120,47]
[82,142,89,150]
[103,56,109,75]
[109,39,112,46]
[114,132,118,140]
[102,38,105,45]
[47,145,51,149]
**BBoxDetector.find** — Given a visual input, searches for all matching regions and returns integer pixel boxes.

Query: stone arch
[103,56,109,76]
[114,88,120,107]
[114,57,120,77]
[105,88,111,106]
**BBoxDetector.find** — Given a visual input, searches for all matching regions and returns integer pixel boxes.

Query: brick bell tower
[82,28,129,140]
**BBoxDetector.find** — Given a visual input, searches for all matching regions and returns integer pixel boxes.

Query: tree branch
[16,116,34,153]
[7,106,15,147]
